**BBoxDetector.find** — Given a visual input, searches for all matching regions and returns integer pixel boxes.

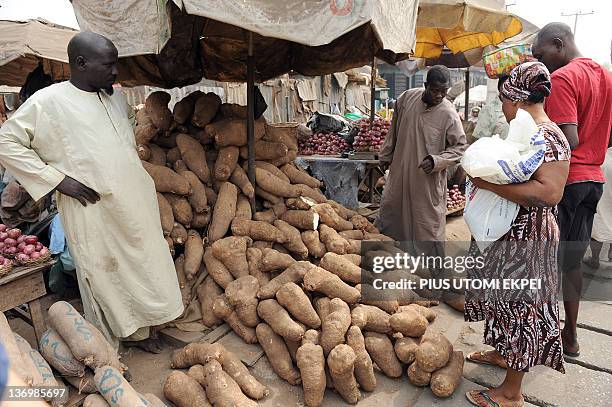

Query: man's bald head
[68,32,119,93]
[532,22,580,73]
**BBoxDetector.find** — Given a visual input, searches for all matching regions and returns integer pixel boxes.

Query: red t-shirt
[545,58,612,184]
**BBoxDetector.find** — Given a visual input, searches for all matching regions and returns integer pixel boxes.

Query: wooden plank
[0,261,55,286]
[159,327,207,348]
[201,323,231,344]
[28,298,47,345]
[0,270,46,311]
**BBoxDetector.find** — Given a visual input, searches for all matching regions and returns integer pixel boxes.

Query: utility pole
[561,10,595,36]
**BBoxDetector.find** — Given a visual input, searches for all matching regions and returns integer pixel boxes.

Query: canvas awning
[72,0,419,87]
[0,19,77,86]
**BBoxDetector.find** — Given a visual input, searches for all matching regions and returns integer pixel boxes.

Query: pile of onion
[446,185,465,211]
[352,118,390,152]
[299,132,349,155]
[0,224,49,263]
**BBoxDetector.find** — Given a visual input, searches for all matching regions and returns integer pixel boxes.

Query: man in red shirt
[533,23,612,357]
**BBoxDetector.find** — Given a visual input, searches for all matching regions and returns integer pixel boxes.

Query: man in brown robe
[376,65,466,242]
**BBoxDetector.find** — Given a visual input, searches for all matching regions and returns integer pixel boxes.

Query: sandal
[466,351,508,369]
[466,390,524,407]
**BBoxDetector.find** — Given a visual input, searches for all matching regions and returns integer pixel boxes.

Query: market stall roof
[415,0,524,59]
[72,0,419,88]
[454,85,488,106]
[0,19,76,87]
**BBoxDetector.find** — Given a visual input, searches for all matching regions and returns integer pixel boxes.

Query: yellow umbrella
[415,0,523,58]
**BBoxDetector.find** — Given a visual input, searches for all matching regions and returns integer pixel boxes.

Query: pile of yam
[136,91,463,405]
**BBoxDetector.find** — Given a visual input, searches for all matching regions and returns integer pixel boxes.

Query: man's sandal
[466,390,524,407]
[466,351,508,369]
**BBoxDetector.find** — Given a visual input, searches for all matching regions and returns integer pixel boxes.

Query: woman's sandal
[466,390,524,407]
[466,351,508,369]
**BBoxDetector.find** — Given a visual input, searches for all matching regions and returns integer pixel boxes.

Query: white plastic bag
[461,109,546,247]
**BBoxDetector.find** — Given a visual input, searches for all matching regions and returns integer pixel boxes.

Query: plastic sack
[462,110,546,247]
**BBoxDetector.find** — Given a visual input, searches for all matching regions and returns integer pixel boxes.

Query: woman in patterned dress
[464,62,569,407]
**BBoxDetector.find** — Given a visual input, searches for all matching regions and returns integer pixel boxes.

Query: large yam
[255,168,298,198]
[198,276,223,327]
[188,361,257,407]
[415,331,453,373]
[163,371,211,407]
[142,161,191,195]
[320,252,361,285]
[211,236,250,279]
[346,326,376,392]
[301,230,326,258]
[145,91,172,131]
[257,299,305,342]
[203,249,234,288]
[302,265,360,304]
[231,219,286,243]
[156,193,175,236]
[319,298,351,356]
[191,92,221,128]
[212,295,257,344]
[225,276,260,327]
[296,337,326,407]
[257,261,310,299]
[280,210,319,230]
[180,170,209,213]
[240,141,288,160]
[94,365,148,407]
[281,164,321,188]
[173,90,202,124]
[313,203,353,231]
[207,118,265,147]
[274,220,308,258]
[230,166,255,199]
[350,304,391,334]
[260,248,296,272]
[214,146,239,181]
[276,282,321,329]
[176,133,211,184]
[39,328,86,377]
[165,194,193,226]
[148,144,166,166]
[327,345,360,404]
[430,351,464,398]
[208,182,238,242]
[389,309,428,338]
[364,332,403,378]
[183,230,204,280]
[256,323,301,385]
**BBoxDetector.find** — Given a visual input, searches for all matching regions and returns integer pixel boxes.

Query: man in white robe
[0,32,183,352]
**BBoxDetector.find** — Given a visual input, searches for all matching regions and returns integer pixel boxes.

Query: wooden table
[0,261,54,344]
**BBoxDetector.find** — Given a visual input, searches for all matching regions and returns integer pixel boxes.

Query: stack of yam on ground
[135,91,462,405]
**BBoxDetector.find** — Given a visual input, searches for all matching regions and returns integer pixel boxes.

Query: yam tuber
[339,230,364,240]
[163,371,211,407]
[327,345,360,404]
[276,282,321,329]
[173,90,202,124]
[295,184,327,204]
[407,361,431,387]
[174,254,191,308]
[148,144,167,166]
[230,166,255,199]
[165,194,193,226]
[203,248,234,288]
[211,236,250,279]
[142,161,191,195]
[208,182,238,242]
[256,323,301,385]
[214,146,239,181]
[137,144,151,161]
[400,303,437,322]
[350,304,391,334]
[255,167,298,198]
[280,210,319,230]
[240,141,288,160]
[231,219,286,244]
[363,332,403,378]
[346,239,362,255]
[319,298,351,356]
[257,299,305,342]
[281,164,321,188]
[212,295,257,344]
[394,337,420,364]
[255,187,282,204]
[171,223,188,245]
[342,253,361,266]
[183,230,204,280]
[313,297,332,322]
[172,342,268,400]
[176,133,211,185]
[319,252,361,285]
[207,118,265,147]
[430,351,464,398]
[313,203,354,231]
[246,247,270,286]
[346,326,376,392]
[286,197,314,210]
[303,265,360,304]
[296,330,326,407]
[180,170,209,214]
[234,195,252,220]
[156,193,174,236]
[301,230,326,258]
[389,308,428,338]
[257,261,310,299]
[254,210,276,224]
[274,220,308,258]
[260,248,296,272]
[415,331,453,373]
[145,91,172,131]
[39,328,86,377]
[319,225,350,255]
[197,276,223,327]
[191,92,221,128]
[188,362,257,407]
[225,276,260,327]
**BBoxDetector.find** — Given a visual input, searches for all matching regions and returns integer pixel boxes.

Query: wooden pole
[246,32,256,216]
[464,68,470,120]
[370,57,376,126]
